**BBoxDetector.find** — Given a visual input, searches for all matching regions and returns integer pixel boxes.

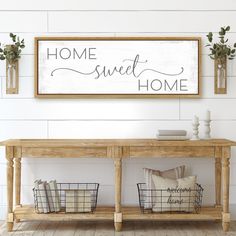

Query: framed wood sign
[35,37,201,98]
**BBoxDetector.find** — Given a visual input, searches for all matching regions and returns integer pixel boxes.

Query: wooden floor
[0,221,236,236]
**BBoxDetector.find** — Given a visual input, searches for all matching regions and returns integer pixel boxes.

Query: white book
[157,130,187,136]
[49,180,61,212]
[34,180,44,213]
[38,182,50,213]
[156,135,189,140]
[45,183,55,212]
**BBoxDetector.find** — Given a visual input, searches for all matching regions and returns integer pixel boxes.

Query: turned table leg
[215,147,222,207]
[6,146,14,232]
[222,147,230,232]
[14,154,21,223]
[114,157,122,231]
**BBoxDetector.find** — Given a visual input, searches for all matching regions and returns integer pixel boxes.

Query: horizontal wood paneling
[48,120,236,138]
[48,11,236,33]
[0,121,47,140]
[1,0,236,10]
[20,161,114,185]
[0,33,116,55]
[1,32,236,56]
[48,120,189,138]
[115,32,236,49]
[180,99,236,120]
[0,99,179,120]
[1,158,235,186]
[0,12,47,32]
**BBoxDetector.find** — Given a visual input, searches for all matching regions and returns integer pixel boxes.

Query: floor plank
[134,221,155,236]
[0,221,35,236]
[95,222,114,236]
[53,221,77,236]
[115,222,134,236]
[74,221,96,236]
[12,221,41,236]
[32,221,59,236]
[0,221,235,235]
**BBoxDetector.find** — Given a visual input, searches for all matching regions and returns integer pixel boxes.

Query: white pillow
[151,175,196,212]
[143,166,185,209]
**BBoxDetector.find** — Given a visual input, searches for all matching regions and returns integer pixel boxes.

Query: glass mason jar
[5,45,19,94]
[6,60,19,94]
[214,56,227,94]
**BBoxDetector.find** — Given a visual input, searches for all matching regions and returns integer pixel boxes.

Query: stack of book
[34,180,93,214]
[156,130,188,140]
[34,180,61,213]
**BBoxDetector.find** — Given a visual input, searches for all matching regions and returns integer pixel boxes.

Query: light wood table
[1,139,235,232]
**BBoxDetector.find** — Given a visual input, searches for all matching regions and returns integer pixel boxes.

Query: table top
[1,139,236,147]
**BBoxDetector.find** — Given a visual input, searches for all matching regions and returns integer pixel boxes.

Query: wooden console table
[1,139,236,232]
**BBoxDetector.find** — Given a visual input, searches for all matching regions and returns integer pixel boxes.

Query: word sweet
[51,54,184,82]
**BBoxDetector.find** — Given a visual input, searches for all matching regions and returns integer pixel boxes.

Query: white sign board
[35,37,201,98]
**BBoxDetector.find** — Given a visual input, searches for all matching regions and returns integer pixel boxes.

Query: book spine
[45,183,55,212]
[38,182,50,213]
[156,135,188,140]
[49,181,61,212]
[157,130,187,136]
[34,180,44,213]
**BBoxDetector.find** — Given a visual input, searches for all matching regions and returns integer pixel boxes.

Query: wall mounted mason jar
[214,56,227,94]
[6,60,19,94]
[6,44,19,94]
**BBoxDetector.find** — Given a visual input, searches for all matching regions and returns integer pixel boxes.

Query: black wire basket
[33,183,99,214]
[137,183,203,214]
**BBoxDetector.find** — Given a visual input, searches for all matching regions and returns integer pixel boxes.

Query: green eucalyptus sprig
[206,26,236,61]
[0,33,25,64]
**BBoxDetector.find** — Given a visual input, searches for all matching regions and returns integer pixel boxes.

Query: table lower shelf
[122,206,222,221]
[14,205,222,222]
[14,205,114,221]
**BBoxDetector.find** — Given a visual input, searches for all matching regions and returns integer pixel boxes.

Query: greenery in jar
[0,33,25,64]
[206,26,236,62]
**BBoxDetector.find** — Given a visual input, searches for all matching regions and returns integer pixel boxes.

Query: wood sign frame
[35,37,201,98]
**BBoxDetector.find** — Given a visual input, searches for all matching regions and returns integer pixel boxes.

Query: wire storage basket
[33,183,99,214]
[137,183,203,214]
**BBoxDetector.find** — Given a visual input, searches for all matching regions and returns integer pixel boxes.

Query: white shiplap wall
[1,0,236,220]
